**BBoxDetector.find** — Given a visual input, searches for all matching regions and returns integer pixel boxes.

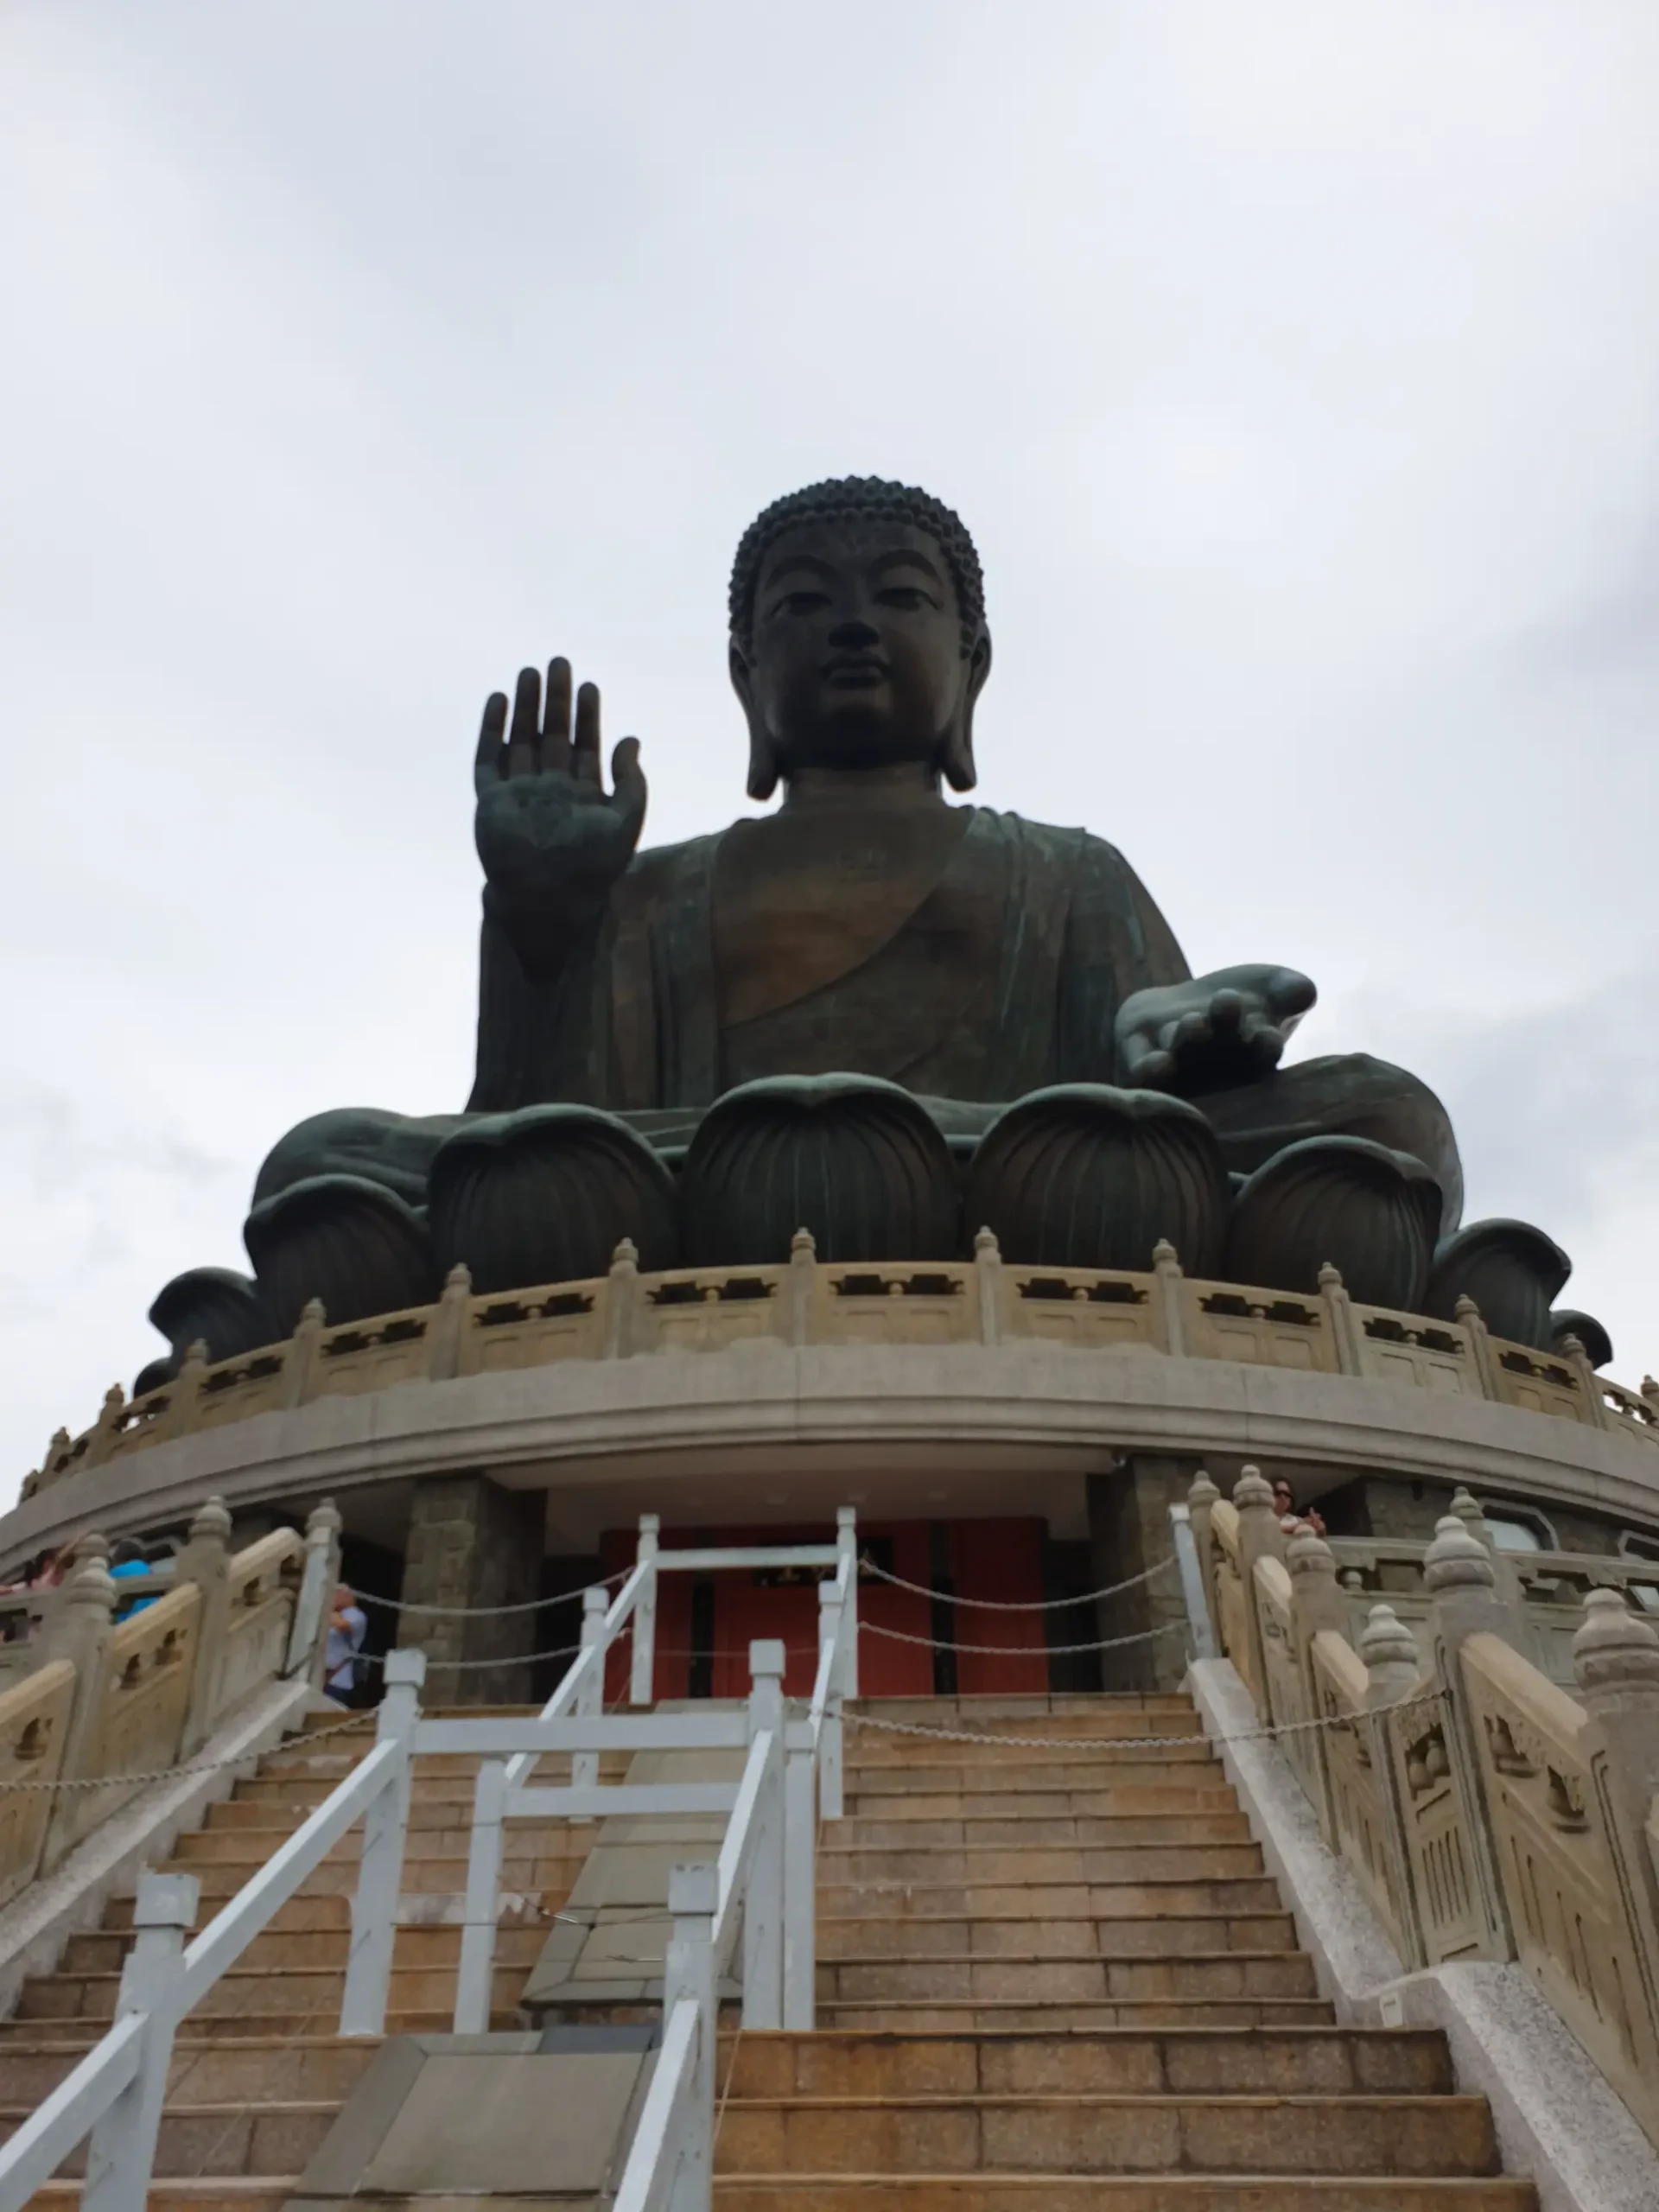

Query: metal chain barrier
[842,1686,1445,1755]
[0,1707,377,1794]
[352,1561,636,1617]
[857,1551,1179,1611]
[858,1616,1190,1656]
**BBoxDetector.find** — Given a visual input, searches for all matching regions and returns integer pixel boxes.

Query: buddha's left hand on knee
[1115,964,1317,1096]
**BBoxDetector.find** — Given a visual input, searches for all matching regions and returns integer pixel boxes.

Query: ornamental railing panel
[27,1235,1659,1502]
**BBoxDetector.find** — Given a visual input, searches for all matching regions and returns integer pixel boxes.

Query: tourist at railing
[108,1537,169,1620]
[325,1585,367,1704]
[1272,1477,1325,1536]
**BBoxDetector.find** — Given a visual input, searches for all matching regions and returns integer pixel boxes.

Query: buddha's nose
[827,618,880,650]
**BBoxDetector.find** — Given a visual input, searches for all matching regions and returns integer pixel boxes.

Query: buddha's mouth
[823,658,889,687]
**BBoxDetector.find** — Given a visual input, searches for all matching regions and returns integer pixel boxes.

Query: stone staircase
[0,1692,1538,2208]
[712,1692,1537,2209]
[0,1710,615,2209]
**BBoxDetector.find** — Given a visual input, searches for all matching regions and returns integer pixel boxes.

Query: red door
[599,1517,1051,1700]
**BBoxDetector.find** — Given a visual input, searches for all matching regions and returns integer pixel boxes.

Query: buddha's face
[731,518,990,796]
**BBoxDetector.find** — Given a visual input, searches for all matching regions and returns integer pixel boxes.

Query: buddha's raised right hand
[474,658,648,971]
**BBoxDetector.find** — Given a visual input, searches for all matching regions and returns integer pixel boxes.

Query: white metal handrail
[0,1512,859,2212]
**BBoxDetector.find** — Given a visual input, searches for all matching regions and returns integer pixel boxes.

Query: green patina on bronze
[255,476,1463,1235]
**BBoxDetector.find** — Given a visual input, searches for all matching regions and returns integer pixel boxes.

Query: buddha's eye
[772,589,831,618]
[875,586,933,612]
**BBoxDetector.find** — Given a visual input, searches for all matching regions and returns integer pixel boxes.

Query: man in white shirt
[325,1586,367,1704]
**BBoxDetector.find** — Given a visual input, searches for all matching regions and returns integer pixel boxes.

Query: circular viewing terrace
[8,1229,1657,1573]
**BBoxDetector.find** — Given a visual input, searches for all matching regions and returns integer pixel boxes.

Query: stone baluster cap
[1233,1465,1275,1512]
[1360,1601,1421,1677]
[1424,1513,1497,1594]
[1573,1586,1659,1695]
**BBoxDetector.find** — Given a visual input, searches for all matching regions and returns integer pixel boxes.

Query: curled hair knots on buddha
[728,477,987,658]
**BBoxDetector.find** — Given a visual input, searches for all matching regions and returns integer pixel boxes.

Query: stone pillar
[1424,1512,1516,1958]
[1085,1453,1194,1693]
[1572,1588,1659,1955]
[397,1474,545,1707]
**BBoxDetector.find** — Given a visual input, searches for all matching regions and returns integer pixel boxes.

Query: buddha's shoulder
[959,808,1136,877]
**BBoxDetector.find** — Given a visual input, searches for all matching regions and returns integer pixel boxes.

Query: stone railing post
[81,1388,127,1471]
[788,1228,817,1345]
[177,1497,233,1757]
[1572,1588,1659,1973]
[425,1264,473,1382]
[1446,1485,1526,1621]
[1151,1241,1186,1357]
[1558,1332,1612,1431]
[974,1226,1007,1346]
[1360,1601,1430,1968]
[1185,1472,1222,1646]
[1453,1295,1501,1400]
[41,1553,118,1872]
[1424,1513,1515,1956]
[1233,1467,1286,1714]
[161,1341,210,1441]
[280,1300,327,1409]
[1317,1263,1363,1374]
[602,1238,641,1358]
[286,1499,344,1688]
[1285,1522,1348,1837]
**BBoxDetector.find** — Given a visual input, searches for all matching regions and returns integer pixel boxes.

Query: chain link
[858,1552,1178,1611]
[859,1617,1189,1656]
[0,1707,378,1796]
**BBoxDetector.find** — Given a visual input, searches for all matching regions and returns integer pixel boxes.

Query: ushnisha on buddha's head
[728,478,993,801]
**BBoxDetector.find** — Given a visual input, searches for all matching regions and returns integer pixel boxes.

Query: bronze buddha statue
[141,479,1586,1381]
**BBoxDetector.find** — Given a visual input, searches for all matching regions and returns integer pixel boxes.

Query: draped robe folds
[467,809,1190,1143]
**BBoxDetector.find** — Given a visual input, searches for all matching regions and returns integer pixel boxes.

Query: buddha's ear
[729,636,780,802]
[941,629,992,793]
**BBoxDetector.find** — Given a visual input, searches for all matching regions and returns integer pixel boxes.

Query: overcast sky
[3,3,1657,1503]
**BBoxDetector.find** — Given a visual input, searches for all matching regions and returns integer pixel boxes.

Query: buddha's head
[728,478,992,801]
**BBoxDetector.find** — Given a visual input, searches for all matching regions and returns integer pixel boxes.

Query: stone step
[170,1821,575,1860]
[58,1923,548,1977]
[0,2008,520,2044]
[723,2027,1454,2100]
[844,1796,1243,1828]
[712,2180,1535,2209]
[27,2182,298,2212]
[846,1740,1216,1768]
[203,1795,588,1836]
[162,1835,579,1883]
[832,1818,1251,1849]
[816,1914,1299,1960]
[0,2103,335,2178]
[845,1710,1204,1743]
[815,1999,1337,2033]
[845,1770,1235,1802]
[817,1845,1265,1884]
[0,2036,379,2106]
[817,1878,1288,1921]
[14,1961,528,2023]
[232,1762,629,1807]
[139,1858,579,1910]
[815,1955,1319,2005]
[101,1886,563,1933]
[712,2093,1498,2177]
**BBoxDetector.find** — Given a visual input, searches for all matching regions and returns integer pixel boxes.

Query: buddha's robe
[256,804,1462,1229]
[471,808,1185,1135]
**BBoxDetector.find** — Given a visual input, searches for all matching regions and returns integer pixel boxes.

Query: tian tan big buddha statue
[138,478,1603,1388]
